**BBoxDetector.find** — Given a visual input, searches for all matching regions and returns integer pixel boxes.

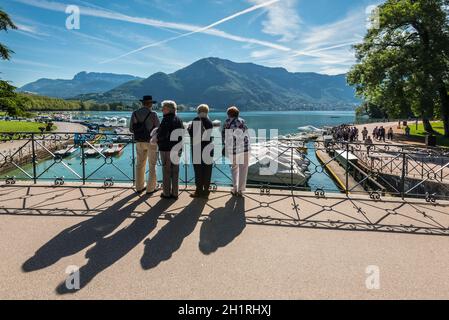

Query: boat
[247,141,311,186]
[298,125,324,133]
[103,144,124,157]
[54,145,78,158]
[112,135,132,143]
[118,118,127,127]
[212,120,221,127]
[84,144,104,157]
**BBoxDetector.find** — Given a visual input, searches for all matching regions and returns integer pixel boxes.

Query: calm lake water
[8,111,355,192]
[78,110,355,136]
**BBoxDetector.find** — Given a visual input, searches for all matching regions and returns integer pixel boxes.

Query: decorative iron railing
[1,132,448,201]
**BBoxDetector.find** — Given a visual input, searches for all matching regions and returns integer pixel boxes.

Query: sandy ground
[354,121,404,143]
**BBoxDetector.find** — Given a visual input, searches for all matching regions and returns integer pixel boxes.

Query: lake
[7,111,356,192]
[75,110,355,136]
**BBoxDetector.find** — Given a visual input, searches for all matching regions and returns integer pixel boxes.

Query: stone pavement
[1,184,449,299]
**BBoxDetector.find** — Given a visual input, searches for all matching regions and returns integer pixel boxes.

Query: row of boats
[54,141,311,186]
[52,123,329,186]
[54,143,125,158]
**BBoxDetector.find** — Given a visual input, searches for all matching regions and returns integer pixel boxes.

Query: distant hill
[78,58,358,110]
[19,72,142,99]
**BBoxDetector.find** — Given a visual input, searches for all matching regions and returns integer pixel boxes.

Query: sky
[0,0,383,87]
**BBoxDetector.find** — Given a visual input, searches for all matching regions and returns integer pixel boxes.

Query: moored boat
[54,145,78,158]
[84,144,104,157]
[103,144,124,157]
[247,141,311,186]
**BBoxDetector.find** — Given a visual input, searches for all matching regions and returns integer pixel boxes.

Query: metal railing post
[290,146,294,193]
[31,133,37,184]
[184,140,188,189]
[131,136,135,187]
[401,152,406,199]
[345,143,349,195]
[81,138,86,185]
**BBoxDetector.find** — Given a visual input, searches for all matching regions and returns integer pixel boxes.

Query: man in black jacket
[157,100,184,199]
[188,104,214,199]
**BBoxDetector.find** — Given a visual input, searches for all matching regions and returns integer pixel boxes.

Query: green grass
[408,121,449,147]
[0,121,53,133]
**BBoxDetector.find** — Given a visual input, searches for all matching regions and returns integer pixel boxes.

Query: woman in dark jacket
[157,100,184,200]
[188,104,214,199]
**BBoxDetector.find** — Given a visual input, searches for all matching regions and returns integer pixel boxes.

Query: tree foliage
[0,7,17,60]
[348,0,449,136]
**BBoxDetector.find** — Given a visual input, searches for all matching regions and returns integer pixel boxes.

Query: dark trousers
[193,163,212,195]
[160,151,180,197]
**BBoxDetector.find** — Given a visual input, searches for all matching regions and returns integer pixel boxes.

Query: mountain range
[19,72,142,99]
[20,58,358,110]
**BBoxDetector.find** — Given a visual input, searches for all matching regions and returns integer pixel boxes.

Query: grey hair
[161,100,177,113]
[197,104,209,114]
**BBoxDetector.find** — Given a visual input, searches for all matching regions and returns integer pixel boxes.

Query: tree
[0,8,19,117]
[348,0,449,136]
[0,80,17,114]
[0,7,17,60]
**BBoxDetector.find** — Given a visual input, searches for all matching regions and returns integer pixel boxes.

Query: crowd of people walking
[333,124,396,144]
[129,95,250,200]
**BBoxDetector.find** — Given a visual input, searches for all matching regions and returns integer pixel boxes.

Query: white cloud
[248,5,372,74]
[248,0,301,42]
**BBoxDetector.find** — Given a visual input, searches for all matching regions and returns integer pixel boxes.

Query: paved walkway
[1,184,449,299]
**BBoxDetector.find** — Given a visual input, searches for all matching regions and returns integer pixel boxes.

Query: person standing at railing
[379,126,386,142]
[387,127,394,141]
[222,106,249,197]
[188,104,214,199]
[129,95,160,194]
[157,100,184,200]
[365,136,373,155]
[362,127,368,141]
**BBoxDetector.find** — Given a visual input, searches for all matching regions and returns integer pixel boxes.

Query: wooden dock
[316,149,366,193]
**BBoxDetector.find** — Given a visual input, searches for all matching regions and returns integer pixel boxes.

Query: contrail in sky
[14,0,289,61]
[100,0,281,63]
[14,0,356,65]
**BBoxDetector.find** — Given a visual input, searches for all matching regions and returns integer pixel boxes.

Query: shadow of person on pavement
[140,198,207,270]
[55,199,174,295]
[199,196,246,255]
[22,191,144,272]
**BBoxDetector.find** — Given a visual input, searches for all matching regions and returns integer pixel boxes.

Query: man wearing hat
[129,95,160,194]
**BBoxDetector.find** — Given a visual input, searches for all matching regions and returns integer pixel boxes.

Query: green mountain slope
[97,57,357,110]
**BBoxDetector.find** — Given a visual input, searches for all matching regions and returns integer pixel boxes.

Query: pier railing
[1,132,448,201]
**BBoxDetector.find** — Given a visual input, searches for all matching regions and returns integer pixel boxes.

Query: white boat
[54,145,78,157]
[298,125,324,133]
[118,118,127,127]
[247,141,311,186]
[112,135,132,143]
[212,120,221,127]
[103,144,124,157]
[85,144,103,157]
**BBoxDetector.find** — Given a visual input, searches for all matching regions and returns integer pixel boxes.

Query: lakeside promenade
[0,122,87,155]
[1,184,449,299]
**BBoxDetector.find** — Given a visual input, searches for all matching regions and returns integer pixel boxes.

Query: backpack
[132,111,152,142]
